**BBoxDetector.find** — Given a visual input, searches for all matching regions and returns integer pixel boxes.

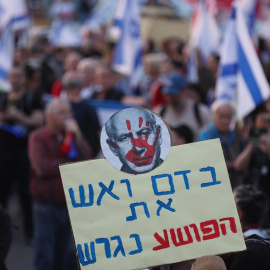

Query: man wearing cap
[153,73,211,140]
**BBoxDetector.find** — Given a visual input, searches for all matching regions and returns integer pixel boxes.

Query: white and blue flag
[216,2,270,119]
[189,0,220,60]
[112,0,143,90]
[239,0,257,36]
[187,49,199,84]
[0,0,29,92]
[82,0,119,32]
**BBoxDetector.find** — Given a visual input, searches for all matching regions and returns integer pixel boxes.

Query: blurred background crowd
[1,0,270,270]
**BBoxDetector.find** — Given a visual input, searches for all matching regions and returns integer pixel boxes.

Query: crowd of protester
[1,1,270,270]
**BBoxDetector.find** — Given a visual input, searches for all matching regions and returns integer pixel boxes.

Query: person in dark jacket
[0,205,11,270]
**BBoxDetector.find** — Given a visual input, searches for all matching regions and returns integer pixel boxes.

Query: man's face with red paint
[107,109,162,174]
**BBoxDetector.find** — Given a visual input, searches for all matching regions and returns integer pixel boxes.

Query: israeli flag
[239,0,257,35]
[0,24,14,92]
[187,49,199,84]
[112,0,143,89]
[0,0,29,92]
[215,6,237,102]
[189,0,220,60]
[0,0,29,30]
[83,0,119,32]
[216,2,270,119]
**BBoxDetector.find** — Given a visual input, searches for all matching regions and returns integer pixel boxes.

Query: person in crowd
[171,124,194,146]
[28,98,93,270]
[40,37,65,93]
[77,57,100,99]
[0,67,44,240]
[206,54,220,80]
[62,70,101,157]
[234,119,270,227]
[161,37,185,70]
[0,205,11,270]
[136,53,164,102]
[234,185,268,238]
[154,73,211,140]
[150,56,181,109]
[199,100,244,189]
[91,63,125,101]
[204,53,220,105]
[51,51,82,96]
[105,108,163,174]
[225,185,270,270]
[24,61,44,93]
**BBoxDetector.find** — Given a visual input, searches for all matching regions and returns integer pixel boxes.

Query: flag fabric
[187,49,199,83]
[215,6,237,102]
[49,1,82,48]
[0,24,14,92]
[216,2,270,119]
[0,0,30,92]
[112,0,143,90]
[82,0,119,32]
[189,0,220,60]
[205,0,218,16]
[239,0,257,35]
[0,0,29,30]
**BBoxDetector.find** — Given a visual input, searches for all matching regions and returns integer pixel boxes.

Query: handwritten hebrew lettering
[189,224,201,242]
[126,202,150,221]
[200,166,221,188]
[77,233,143,266]
[97,181,120,206]
[69,185,94,208]
[170,226,193,246]
[174,170,192,190]
[95,238,111,259]
[153,217,236,252]
[77,242,96,266]
[151,174,175,196]
[219,217,237,235]
[129,234,143,255]
[156,198,175,216]
[200,219,220,241]
[110,236,126,258]
[120,179,133,197]
[153,230,170,251]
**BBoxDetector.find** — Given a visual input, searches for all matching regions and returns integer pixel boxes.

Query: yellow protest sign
[59,139,246,270]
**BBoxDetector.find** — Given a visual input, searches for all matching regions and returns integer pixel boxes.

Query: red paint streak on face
[125,118,160,167]
[108,140,119,149]
[126,120,131,131]
[146,121,149,127]
[139,117,143,128]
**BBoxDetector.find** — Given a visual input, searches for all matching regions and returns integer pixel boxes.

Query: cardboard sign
[59,139,246,270]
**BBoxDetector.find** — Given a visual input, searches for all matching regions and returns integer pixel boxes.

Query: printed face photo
[101,108,171,174]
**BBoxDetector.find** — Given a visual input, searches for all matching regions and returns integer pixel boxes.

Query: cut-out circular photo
[100,107,171,174]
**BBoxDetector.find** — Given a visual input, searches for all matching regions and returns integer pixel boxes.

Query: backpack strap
[245,234,270,249]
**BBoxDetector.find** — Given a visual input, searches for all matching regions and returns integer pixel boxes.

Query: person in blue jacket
[198,99,244,189]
